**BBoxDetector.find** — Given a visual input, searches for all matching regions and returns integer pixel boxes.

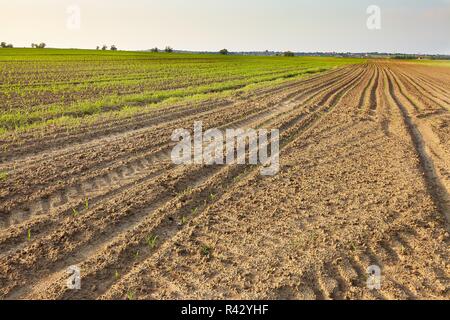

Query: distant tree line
[31,43,46,49]
[148,46,174,53]
[393,54,418,60]
[92,45,175,53]
[96,45,118,51]
[0,42,14,48]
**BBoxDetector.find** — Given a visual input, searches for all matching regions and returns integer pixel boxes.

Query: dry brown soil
[0,61,449,300]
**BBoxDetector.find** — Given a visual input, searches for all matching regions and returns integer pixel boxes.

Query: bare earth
[0,61,449,300]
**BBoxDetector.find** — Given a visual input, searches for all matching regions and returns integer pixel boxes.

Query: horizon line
[2,46,450,57]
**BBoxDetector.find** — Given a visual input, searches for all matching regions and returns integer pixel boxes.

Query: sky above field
[1,0,450,54]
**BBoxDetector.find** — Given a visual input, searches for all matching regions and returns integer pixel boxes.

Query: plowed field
[0,59,449,300]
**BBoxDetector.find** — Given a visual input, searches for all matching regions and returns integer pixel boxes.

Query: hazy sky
[1,0,449,54]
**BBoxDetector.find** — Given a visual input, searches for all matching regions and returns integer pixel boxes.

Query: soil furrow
[8,63,361,297]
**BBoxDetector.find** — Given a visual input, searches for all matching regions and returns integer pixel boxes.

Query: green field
[0,48,363,135]
[405,59,450,68]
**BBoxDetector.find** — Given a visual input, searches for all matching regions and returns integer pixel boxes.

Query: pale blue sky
[1,0,449,54]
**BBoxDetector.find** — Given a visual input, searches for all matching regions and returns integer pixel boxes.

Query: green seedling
[209,193,216,201]
[84,198,89,210]
[191,207,198,214]
[27,229,31,241]
[147,235,159,249]
[134,251,140,259]
[349,242,358,252]
[72,208,79,217]
[200,244,212,257]
[115,270,120,280]
[127,291,135,300]
[0,171,8,181]
[178,187,192,197]
[180,216,188,225]
[186,186,193,193]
